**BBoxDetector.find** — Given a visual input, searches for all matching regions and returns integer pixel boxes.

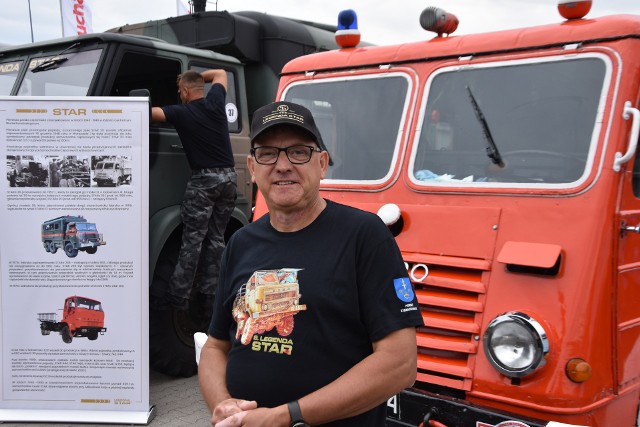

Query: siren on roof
[557,0,592,20]
[335,9,361,48]
[420,7,459,37]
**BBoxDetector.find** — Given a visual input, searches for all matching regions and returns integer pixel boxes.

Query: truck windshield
[283,74,410,182]
[76,223,97,232]
[17,49,102,96]
[75,297,102,311]
[410,55,607,187]
[96,162,114,170]
[0,60,23,95]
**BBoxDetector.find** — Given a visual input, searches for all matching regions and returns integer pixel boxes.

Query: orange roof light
[420,7,458,37]
[557,0,592,20]
[335,9,361,48]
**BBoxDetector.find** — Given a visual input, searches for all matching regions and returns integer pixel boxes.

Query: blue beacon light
[335,9,361,48]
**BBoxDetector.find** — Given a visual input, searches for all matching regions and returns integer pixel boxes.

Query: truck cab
[1,10,340,377]
[258,7,640,427]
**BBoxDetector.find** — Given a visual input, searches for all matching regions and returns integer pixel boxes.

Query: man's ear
[247,155,257,183]
[319,151,329,179]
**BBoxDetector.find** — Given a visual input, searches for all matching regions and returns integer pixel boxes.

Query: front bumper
[385,388,585,427]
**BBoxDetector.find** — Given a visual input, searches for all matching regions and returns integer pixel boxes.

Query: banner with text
[61,0,93,36]
[0,96,152,424]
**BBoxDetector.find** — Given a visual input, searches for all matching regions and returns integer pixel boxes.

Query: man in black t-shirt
[198,101,423,426]
[151,69,237,311]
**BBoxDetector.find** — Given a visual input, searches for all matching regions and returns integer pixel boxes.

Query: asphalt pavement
[1,369,212,427]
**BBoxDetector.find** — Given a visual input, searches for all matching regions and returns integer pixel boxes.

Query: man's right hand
[212,398,257,424]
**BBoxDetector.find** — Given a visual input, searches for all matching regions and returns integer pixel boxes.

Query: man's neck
[269,198,327,232]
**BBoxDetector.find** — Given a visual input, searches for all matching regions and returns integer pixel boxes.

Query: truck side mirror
[129,88,151,123]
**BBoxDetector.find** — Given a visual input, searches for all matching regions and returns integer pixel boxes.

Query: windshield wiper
[465,85,504,168]
[31,42,79,73]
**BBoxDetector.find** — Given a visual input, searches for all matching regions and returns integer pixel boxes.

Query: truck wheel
[86,247,97,254]
[64,242,78,258]
[49,242,58,254]
[40,327,50,336]
[149,232,202,377]
[61,325,73,343]
[44,242,50,253]
[276,316,294,336]
[88,331,98,340]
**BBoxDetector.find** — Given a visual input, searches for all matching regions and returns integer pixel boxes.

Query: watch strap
[287,400,305,426]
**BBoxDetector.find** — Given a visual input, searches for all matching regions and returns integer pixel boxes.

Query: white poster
[0,97,152,424]
[60,0,93,36]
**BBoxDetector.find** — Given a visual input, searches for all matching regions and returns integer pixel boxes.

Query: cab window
[411,55,608,188]
[283,75,410,182]
[0,60,23,95]
[20,49,101,96]
[192,65,240,133]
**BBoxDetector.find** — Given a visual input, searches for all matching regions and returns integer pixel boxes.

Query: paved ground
[2,370,212,427]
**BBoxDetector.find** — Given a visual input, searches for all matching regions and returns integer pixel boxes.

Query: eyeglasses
[250,145,322,165]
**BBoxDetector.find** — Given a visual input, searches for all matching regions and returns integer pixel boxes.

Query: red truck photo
[38,296,107,343]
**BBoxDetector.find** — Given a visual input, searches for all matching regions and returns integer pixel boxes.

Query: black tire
[149,230,201,377]
[61,325,72,343]
[88,330,98,341]
[40,326,50,336]
[149,219,242,378]
[49,241,58,254]
[44,242,50,253]
[86,246,97,254]
[64,242,78,258]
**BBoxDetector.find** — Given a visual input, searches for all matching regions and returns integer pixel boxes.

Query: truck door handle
[624,224,640,234]
[613,101,640,172]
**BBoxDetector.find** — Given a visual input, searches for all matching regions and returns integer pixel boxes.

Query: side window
[193,65,240,133]
[109,52,181,109]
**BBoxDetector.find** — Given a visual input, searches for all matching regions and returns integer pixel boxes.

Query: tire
[86,246,97,254]
[61,325,72,343]
[88,330,98,341]
[149,230,202,377]
[44,242,50,253]
[64,242,78,258]
[49,241,57,254]
[40,326,50,336]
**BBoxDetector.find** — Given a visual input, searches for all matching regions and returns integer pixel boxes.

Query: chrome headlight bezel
[483,311,549,378]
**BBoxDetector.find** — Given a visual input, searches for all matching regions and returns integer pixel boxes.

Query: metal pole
[27,0,34,42]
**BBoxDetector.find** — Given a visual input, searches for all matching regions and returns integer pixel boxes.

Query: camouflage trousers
[169,168,237,299]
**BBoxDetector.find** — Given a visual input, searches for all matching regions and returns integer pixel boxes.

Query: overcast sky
[1,0,639,47]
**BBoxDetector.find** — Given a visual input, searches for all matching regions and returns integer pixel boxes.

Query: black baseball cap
[250,101,325,149]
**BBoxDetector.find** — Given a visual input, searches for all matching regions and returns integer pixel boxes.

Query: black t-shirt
[162,83,234,169]
[209,200,424,426]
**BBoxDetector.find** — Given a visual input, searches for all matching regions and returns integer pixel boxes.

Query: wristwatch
[287,400,309,427]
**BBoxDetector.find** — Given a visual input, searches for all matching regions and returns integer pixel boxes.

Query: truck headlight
[483,311,549,378]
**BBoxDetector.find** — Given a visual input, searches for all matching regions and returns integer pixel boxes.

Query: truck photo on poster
[0,96,151,424]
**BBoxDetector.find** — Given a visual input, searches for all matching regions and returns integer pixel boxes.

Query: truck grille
[405,253,490,391]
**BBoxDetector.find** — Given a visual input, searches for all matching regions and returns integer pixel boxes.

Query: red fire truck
[254,3,640,426]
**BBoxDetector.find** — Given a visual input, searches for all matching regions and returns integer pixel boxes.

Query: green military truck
[1,7,338,377]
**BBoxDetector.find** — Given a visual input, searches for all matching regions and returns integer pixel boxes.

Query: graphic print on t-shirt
[232,268,307,347]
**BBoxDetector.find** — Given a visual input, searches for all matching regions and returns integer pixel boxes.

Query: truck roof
[43,215,87,224]
[0,31,241,65]
[281,14,640,74]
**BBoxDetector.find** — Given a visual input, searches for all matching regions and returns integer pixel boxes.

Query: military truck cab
[1,10,340,377]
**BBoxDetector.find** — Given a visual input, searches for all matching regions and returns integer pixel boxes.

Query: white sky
[1,0,639,47]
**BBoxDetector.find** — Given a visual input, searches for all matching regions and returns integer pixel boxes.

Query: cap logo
[262,104,305,126]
